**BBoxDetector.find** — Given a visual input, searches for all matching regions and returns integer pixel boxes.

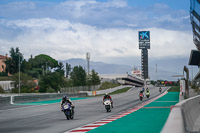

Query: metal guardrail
[0,97,10,105]
[80,85,133,96]
[0,93,87,105]
[61,85,100,93]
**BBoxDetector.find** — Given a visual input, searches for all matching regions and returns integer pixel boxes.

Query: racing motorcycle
[103,99,112,112]
[159,88,162,93]
[61,102,74,120]
[139,93,144,101]
[146,92,150,98]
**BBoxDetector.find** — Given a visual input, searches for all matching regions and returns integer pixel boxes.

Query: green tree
[70,66,86,86]
[55,62,65,76]
[87,69,100,86]
[25,54,58,77]
[39,72,66,93]
[5,47,24,74]
[12,72,35,93]
[65,62,71,78]
[31,54,58,71]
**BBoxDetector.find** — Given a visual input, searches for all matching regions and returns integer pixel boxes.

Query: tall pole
[19,53,20,95]
[192,66,193,82]
[86,53,90,75]
[42,65,44,75]
[46,62,47,74]
[156,64,157,82]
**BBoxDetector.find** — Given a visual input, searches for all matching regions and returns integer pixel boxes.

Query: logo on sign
[139,31,150,42]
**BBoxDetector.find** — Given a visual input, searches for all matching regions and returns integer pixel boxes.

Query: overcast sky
[0,0,197,78]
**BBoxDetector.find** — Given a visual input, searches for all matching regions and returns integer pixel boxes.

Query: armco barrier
[0,96,10,105]
[13,93,87,103]
[162,95,200,133]
[80,85,133,96]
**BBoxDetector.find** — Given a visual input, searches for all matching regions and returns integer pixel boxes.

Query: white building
[0,81,15,91]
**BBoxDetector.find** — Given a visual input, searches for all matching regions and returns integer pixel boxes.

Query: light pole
[19,53,21,95]
[156,64,158,86]
[46,62,47,74]
[86,52,90,75]
[42,65,44,75]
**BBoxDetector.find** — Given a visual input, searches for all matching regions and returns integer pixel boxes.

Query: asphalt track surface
[0,86,168,133]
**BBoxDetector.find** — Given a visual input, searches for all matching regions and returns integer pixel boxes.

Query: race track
[0,86,168,133]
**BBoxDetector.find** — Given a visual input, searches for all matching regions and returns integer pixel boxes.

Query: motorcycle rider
[159,87,162,93]
[139,90,144,97]
[103,93,113,108]
[146,89,150,98]
[139,90,144,100]
[142,87,145,93]
[61,96,74,114]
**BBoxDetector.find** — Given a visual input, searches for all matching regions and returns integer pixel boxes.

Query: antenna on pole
[86,52,90,75]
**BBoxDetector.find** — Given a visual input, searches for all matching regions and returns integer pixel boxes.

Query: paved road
[0,86,168,133]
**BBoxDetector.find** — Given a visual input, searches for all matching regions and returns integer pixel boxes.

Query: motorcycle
[62,102,74,120]
[159,88,162,93]
[103,99,112,112]
[139,93,143,101]
[146,92,150,98]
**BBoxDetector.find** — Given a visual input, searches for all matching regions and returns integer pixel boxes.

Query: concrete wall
[162,95,200,133]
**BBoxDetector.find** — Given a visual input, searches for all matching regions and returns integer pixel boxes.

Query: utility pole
[42,65,44,75]
[156,64,157,85]
[192,66,193,82]
[18,53,21,95]
[86,52,90,75]
[46,62,47,74]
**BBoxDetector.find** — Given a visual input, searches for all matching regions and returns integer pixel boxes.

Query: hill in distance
[60,58,181,81]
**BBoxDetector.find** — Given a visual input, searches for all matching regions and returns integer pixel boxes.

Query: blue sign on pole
[139,31,150,42]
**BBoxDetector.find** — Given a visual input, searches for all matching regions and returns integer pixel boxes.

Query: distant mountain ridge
[61,58,132,74]
[60,58,181,80]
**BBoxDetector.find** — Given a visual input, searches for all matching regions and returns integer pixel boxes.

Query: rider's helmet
[63,96,67,101]
[105,93,108,95]
[66,97,69,101]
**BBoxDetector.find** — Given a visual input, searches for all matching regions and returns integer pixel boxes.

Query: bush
[11,87,30,93]
[46,88,56,93]
[0,72,8,76]
[11,88,18,93]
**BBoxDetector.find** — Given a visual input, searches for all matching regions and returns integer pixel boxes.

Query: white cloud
[0,18,195,63]
[0,0,190,30]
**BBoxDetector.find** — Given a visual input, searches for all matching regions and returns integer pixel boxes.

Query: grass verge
[98,82,120,90]
[109,87,132,95]
[167,86,180,92]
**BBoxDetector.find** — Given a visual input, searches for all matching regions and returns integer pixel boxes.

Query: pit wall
[162,95,200,133]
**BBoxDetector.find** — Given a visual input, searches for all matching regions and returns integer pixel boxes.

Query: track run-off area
[0,86,179,133]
